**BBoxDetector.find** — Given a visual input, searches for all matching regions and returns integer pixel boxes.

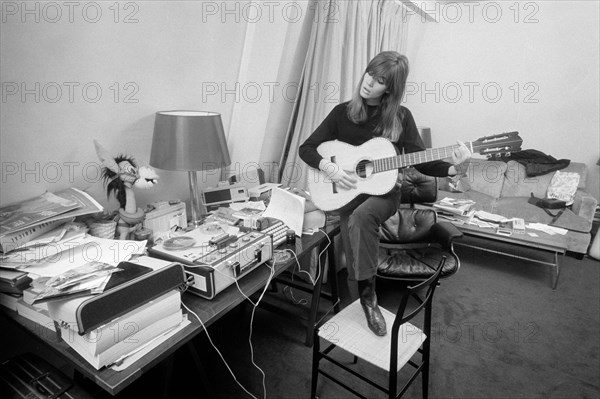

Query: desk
[3,222,340,396]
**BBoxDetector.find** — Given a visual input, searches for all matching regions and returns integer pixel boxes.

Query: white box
[248,183,281,199]
[143,201,187,241]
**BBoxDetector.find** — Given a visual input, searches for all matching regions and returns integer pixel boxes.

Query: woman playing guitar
[299,51,471,336]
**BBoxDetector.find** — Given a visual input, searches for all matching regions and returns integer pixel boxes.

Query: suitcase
[0,353,93,399]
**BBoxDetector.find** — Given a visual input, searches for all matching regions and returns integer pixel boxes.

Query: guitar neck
[373,142,472,173]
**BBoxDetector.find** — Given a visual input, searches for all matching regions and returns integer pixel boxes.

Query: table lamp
[150,111,231,226]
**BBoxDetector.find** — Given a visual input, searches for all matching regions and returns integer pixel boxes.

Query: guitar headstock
[471,131,522,158]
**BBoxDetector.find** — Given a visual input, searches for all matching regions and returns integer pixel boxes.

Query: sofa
[436,158,598,255]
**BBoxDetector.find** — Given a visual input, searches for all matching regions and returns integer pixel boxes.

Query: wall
[0,1,308,214]
[404,0,600,199]
[2,1,599,212]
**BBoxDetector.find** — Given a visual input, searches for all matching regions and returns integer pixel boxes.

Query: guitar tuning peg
[505,152,511,157]
[494,153,501,158]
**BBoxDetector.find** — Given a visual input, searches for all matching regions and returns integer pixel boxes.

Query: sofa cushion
[547,170,580,205]
[494,197,591,233]
[550,209,592,233]
[494,197,555,224]
[465,159,507,199]
[560,162,587,189]
[501,160,554,198]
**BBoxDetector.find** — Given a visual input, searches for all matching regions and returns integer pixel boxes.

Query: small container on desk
[134,228,154,247]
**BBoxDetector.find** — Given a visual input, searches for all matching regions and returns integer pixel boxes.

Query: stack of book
[0,187,103,254]
[433,197,476,223]
[0,270,32,311]
[15,285,56,331]
[1,190,189,370]
[48,289,183,370]
[0,269,32,294]
[0,188,104,314]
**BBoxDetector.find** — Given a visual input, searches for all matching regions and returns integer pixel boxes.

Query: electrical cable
[182,251,276,399]
[180,228,331,398]
[278,228,332,305]
[182,302,259,399]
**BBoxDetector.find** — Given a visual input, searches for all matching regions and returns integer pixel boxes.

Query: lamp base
[188,218,206,228]
[188,171,205,227]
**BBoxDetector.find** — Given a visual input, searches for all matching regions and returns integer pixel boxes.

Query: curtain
[279,0,410,190]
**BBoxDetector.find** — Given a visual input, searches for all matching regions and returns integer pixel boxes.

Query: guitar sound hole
[355,160,372,179]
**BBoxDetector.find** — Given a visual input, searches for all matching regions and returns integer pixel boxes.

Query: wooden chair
[311,256,446,399]
[311,168,463,398]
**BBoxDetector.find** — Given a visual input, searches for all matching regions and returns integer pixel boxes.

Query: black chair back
[399,168,438,205]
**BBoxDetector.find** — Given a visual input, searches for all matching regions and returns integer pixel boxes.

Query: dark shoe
[357,277,387,336]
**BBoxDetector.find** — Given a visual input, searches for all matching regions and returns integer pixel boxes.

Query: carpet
[3,247,599,398]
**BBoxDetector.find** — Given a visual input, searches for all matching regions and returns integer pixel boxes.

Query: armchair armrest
[571,189,598,224]
[430,221,463,249]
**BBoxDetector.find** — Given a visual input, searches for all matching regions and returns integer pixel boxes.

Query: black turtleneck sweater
[299,102,451,177]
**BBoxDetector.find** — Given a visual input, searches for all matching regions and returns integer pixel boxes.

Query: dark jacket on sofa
[501,149,570,177]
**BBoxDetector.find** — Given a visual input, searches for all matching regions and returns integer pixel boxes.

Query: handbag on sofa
[528,193,566,210]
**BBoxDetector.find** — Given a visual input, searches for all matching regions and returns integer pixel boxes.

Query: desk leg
[187,340,216,397]
[305,241,329,347]
[326,238,340,313]
[160,343,214,398]
[161,355,175,399]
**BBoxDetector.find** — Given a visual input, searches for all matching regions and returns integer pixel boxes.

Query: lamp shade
[150,111,231,171]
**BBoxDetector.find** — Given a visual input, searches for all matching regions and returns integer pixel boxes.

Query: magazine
[0,191,79,236]
[0,188,103,253]
[42,188,103,222]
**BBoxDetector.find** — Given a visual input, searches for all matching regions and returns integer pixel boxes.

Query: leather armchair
[377,168,463,281]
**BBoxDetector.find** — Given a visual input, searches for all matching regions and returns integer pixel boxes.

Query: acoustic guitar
[307,131,523,212]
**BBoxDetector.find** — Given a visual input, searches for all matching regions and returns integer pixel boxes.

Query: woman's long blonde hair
[347,51,409,142]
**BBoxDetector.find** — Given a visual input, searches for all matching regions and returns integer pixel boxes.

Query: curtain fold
[279,0,410,190]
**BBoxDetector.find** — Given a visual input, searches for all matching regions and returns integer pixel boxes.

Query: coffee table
[449,220,567,289]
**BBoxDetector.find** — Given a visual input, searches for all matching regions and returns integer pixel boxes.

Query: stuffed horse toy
[94,140,159,239]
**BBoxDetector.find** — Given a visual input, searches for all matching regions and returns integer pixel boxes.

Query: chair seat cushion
[318,300,425,372]
[380,208,437,243]
[377,246,459,279]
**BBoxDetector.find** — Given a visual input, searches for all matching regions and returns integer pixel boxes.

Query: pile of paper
[433,197,476,216]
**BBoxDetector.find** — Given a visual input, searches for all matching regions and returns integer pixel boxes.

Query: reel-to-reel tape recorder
[149,223,273,299]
